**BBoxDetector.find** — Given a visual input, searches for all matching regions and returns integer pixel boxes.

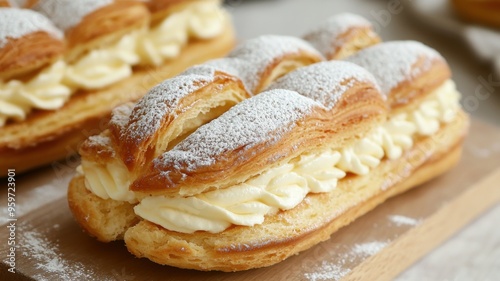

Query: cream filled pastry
[0,0,235,175]
[68,15,468,272]
[78,35,325,208]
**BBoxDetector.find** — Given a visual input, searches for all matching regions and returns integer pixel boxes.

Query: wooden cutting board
[1,117,500,281]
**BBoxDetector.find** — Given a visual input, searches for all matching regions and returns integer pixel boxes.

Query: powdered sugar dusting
[228,35,324,92]
[85,134,114,154]
[389,215,420,226]
[33,0,113,31]
[122,74,214,144]
[0,8,63,48]
[346,41,443,95]
[19,224,107,281]
[154,89,321,172]
[304,13,373,58]
[267,61,380,109]
[352,241,388,256]
[304,261,351,281]
[303,240,390,280]
[109,103,134,134]
[0,184,66,226]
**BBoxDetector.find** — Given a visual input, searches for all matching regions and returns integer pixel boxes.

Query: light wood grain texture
[1,117,500,281]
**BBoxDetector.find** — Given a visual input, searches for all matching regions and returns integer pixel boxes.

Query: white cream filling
[138,1,225,66]
[0,1,226,126]
[0,61,71,127]
[83,80,460,234]
[64,32,141,90]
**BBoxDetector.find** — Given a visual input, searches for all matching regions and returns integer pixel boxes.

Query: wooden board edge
[342,167,500,281]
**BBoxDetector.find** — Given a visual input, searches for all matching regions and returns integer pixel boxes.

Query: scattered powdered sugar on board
[0,8,63,48]
[304,261,352,281]
[352,241,388,256]
[33,0,113,31]
[122,74,214,144]
[346,41,443,95]
[303,240,389,281]
[18,223,108,281]
[389,215,421,226]
[227,35,324,92]
[155,89,321,172]
[267,60,381,109]
[0,182,67,225]
[303,13,373,58]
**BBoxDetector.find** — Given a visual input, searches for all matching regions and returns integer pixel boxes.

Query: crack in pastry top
[33,0,114,31]
[267,61,381,109]
[0,8,63,48]
[303,13,374,57]
[224,35,324,92]
[153,89,321,173]
[181,57,252,92]
[121,73,215,144]
[346,41,443,95]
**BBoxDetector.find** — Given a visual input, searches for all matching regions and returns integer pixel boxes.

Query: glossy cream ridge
[82,79,461,234]
[0,1,227,126]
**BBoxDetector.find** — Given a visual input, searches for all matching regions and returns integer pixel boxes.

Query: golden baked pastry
[68,15,468,272]
[0,0,234,175]
[303,12,381,59]
[451,0,500,28]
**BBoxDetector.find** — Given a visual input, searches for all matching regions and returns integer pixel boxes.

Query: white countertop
[228,0,500,280]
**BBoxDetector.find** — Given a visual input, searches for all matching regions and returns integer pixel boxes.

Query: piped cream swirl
[64,32,141,90]
[135,153,345,233]
[0,61,71,126]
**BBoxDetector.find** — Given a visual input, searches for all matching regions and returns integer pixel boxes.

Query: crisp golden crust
[0,31,65,80]
[123,110,468,271]
[305,26,380,60]
[452,0,500,28]
[65,1,150,62]
[131,79,387,195]
[390,58,451,112]
[302,13,381,60]
[330,26,381,59]
[251,49,323,93]
[346,41,451,112]
[113,71,250,173]
[0,24,235,176]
